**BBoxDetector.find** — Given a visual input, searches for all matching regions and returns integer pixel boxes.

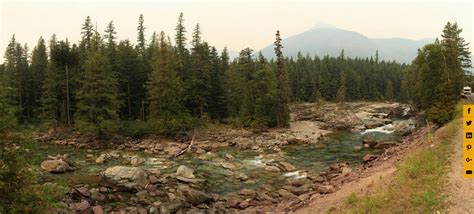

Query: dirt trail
[446,121,474,213]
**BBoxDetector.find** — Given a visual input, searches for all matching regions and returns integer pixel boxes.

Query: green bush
[0,146,61,213]
[119,120,152,138]
[147,114,197,136]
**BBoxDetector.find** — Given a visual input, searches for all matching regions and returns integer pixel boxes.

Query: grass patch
[335,104,461,214]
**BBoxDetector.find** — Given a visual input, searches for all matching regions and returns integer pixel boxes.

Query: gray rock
[130,156,145,166]
[224,153,235,161]
[177,185,212,205]
[264,165,281,172]
[176,165,195,178]
[100,166,149,191]
[279,161,297,171]
[221,162,239,171]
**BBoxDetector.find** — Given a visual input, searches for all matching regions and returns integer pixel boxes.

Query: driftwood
[174,132,196,157]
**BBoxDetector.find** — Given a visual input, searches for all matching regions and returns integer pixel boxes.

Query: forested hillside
[0,14,470,136]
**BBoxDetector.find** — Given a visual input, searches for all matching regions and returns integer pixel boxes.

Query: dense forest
[0,13,414,136]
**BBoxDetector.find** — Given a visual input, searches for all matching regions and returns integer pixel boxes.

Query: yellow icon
[463,132,474,141]
[463,118,474,130]
[464,105,474,117]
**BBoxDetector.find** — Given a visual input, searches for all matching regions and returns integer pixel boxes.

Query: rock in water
[221,162,239,171]
[264,165,281,172]
[224,153,235,161]
[95,155,106,164]
[176,165,195,179]
[100,166,149,192]
[130,156,144,166]
[41,159,72,173]
[279,162,297,171]
[361,137,379,148]
[177,185,211,205]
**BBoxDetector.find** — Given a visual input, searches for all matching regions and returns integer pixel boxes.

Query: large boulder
[100,166,149,192]
[393,119,417,136]
[177,185,212,205]
[41,159,72,173]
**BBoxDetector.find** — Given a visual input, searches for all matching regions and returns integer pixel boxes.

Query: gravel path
[446,120,474,213]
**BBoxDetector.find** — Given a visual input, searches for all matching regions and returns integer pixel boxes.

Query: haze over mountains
[260,24,433,64]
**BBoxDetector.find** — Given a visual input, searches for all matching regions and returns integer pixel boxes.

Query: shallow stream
[27,128,400,196]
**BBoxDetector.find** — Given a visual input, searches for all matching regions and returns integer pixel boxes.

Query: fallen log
[174,132,196,157]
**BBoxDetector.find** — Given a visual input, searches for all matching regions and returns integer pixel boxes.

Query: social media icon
[468,120,472,126]
[467,170,473,175]
[467,157,472,162]
[467,132,473,139]
[468,144,473,150]
[469,108,472,114]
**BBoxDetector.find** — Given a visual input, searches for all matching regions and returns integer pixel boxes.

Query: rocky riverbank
[31,101,420,213]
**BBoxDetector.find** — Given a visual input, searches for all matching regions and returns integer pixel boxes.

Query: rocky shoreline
[33,102,420,213]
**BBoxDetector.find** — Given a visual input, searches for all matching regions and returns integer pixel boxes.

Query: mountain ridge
[260,25,433,64]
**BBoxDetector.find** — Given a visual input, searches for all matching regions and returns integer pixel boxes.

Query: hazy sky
[1,0,472,62]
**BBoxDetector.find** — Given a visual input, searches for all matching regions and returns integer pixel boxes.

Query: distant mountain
[260,25,433,64]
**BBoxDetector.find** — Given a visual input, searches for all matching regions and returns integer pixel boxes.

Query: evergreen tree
[116,40,146,120]
[273,30,290,127]
[29,37,48,119]
[385,79,394,100]
[174,12,189,79]
[147,32,193,134]
[75,47,120,135]
[208,46,227,120]
[186,24,212,122]
[336,71,347,102]
[137,14,146,57]
[80,16,94,51]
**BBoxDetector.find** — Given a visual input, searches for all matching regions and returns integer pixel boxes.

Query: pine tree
[385,79,394,100]
[186,24,212,122]
[104,21,117,52]
[174,12,189,79]
[147,31,193,134]
[175,12,187,57]
[116,40,146,120]
[137,14,146,57]
[75,47,120,135]
[80,16,94,51]
[208,46,227,120]
[251,53,278,128]
[336,71,347,102]
[273,30,290,127]
[29,37,48,119]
